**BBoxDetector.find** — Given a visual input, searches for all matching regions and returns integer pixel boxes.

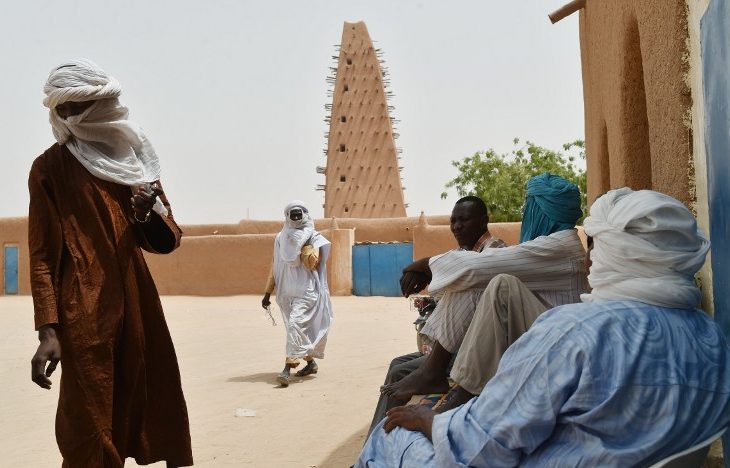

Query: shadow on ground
[226,372,317,387]
[317,424,368,468]
[226,372,278,384]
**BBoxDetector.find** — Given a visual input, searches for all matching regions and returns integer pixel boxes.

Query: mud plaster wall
[687,0,713,312]
[579,0,694,206]
[143,234,275,296]
[181,215,451,244]
[1,216,522,297]
[144,227,347,297]
[144,228,346,296]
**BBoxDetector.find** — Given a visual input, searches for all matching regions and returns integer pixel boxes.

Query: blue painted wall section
[352,245,372,296]
[352,243,414,297]
[3,245,19,295]
[701,0,730,463]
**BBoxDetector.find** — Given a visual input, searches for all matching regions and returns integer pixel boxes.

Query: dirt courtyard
[0,295,419,467]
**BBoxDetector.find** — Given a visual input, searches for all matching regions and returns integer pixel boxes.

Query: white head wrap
[279,200,315,264]
[43,59,166,215]
[581,188,710,309]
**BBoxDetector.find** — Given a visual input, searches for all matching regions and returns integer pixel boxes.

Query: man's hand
[262,293,272,310]
[400,271,429,297]
[131,182,163,221]
[31,325,61,390]
[400,257,432,297]
[383,405,436,441]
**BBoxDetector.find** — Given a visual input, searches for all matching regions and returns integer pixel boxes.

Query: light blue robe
[357,300,730,467]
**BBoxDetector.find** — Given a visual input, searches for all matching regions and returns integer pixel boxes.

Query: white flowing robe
[273,230,333,360]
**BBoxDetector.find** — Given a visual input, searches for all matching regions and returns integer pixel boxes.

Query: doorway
[3,245,19,295]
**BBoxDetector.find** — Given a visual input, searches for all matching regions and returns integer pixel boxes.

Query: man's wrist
[38,324,58,341]
[420,410,435,440]
[405,257,432,273]
[134,209,152,223]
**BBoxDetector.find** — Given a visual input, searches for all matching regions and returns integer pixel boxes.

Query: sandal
[434,385,475,413]
[276,372,290,387]
[295,362,318,377]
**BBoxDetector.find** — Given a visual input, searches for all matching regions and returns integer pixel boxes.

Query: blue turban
[519,173,582,243]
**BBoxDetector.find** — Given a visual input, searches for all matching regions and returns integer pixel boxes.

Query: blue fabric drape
[519,173,582,243]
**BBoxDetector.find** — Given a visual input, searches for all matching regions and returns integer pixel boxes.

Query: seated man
[357,188,730,467]
[368,195,506,435]
[381,173,587,404]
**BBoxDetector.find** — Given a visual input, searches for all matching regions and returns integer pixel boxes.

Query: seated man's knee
[389,356,404,371]
[487,274,520,293]
[388,355,422,382]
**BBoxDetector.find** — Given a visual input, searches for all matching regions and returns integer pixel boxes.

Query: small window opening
[340,116,347,123]
[339,144,346,152]
[340,175,346,182]
[344,84,349,92]
[346,58,352,65]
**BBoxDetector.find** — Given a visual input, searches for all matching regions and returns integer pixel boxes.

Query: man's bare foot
[380,368,449,401]
[434,385,475,413]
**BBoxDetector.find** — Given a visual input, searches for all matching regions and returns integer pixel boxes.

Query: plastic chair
[648,428,726,468]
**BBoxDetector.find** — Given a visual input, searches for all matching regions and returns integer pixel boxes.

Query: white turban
[279,201,315,264]
[43,59,166,215]
[581,188,710,309]
[43,58,122,112]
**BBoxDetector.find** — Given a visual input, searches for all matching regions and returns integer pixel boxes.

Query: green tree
[441,138,587,223]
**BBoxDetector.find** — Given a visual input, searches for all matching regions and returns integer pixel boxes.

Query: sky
[0,0,584,224]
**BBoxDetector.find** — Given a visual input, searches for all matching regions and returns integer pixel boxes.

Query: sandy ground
[0,295,420,467]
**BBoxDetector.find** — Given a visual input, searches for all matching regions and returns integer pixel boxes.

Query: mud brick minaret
[317,21,406,218]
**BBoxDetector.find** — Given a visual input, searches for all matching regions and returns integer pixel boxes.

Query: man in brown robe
[29,59,193,467]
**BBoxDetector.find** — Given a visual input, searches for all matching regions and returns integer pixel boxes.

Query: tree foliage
[441,138,587,223]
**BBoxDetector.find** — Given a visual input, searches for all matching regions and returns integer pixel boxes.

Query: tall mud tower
[318,21,406,218]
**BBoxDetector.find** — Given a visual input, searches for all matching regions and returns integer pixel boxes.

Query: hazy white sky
[0,0,583,223]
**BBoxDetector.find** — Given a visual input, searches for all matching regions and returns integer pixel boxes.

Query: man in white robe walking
[262,201,333,387]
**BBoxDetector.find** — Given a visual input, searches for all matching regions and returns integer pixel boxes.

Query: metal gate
[352,243,413,296]
[3,245,19,295]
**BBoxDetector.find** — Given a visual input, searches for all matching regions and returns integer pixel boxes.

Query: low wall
[201,214,453,243]
[329,215,450,244]
[145,228,351,296]
[144,234,275,296]
[1,215,582,297]
[180,224,241,237]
